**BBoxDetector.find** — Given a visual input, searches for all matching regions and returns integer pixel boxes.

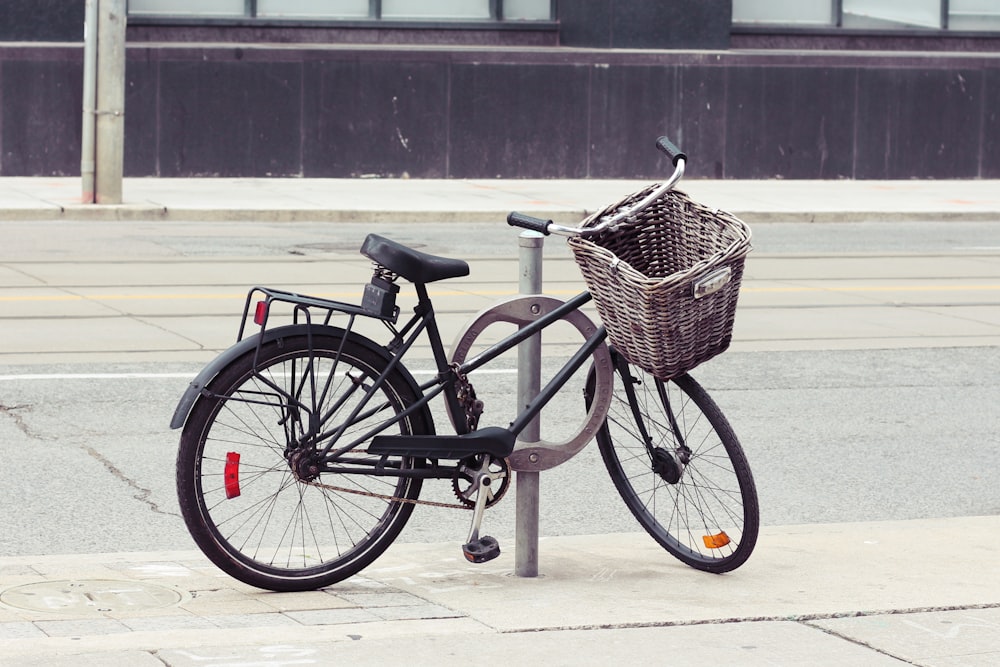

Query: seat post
[414,281,471,435]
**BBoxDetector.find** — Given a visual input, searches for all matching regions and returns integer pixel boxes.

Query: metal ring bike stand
[449,232,614,577]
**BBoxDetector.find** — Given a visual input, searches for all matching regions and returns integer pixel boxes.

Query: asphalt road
[0,219,998,557]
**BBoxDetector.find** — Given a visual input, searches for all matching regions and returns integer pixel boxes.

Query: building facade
[1,0,998,179]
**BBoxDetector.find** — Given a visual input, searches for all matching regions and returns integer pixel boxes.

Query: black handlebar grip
[655,136,687,166]
[507,211,552,235]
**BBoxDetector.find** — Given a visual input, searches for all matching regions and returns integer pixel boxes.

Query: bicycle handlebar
[655,136,687,166]
[506,211,554,236]
[506,135,687,237]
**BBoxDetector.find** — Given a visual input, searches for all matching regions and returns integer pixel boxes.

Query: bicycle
[170,137,759,592]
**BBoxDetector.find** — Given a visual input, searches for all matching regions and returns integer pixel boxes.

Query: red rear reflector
[254,301,269,326]
[703,531,731,549]
[225,452,241,499]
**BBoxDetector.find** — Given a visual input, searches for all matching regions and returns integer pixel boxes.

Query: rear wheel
[597,355,758,573]
[176,332,431,591]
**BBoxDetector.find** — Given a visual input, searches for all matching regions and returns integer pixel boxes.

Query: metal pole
[81,0,98,203]
[515,231,543,577]
[95,0,127,204]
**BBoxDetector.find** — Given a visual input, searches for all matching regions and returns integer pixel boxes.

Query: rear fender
[169,324,419,430]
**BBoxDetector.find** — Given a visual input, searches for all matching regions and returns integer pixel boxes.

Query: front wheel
[176,331,432,591]
[597,356,759,573]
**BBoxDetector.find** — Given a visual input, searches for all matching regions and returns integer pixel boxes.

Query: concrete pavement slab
[3,176,1000,223]
[0,289,126,318]
[742,279,1000,308]
[156,622,910,667]
[0,316,203,357]
[744,254,1000,281]
[363,518,1000,631]
[1,518,998,665]
[732,304,1000,351]
[813,608,1000,666]
[7,651,165,667]
[0,268,48,288]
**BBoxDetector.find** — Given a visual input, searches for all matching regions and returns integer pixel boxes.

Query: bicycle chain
[304,478,473,510]
[303,359,483,511]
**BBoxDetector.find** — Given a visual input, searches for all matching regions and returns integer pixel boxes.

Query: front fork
[610,349,690,484]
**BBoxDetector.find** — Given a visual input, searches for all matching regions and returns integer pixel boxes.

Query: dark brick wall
[1,45,998,179]
[0,47,83,176]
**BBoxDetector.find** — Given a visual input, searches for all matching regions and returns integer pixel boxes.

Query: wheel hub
[289,449,321,483]
[651,447,682,484]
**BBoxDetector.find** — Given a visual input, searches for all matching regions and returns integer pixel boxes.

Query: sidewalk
[1,517,999,666]
[2,176,1000,223]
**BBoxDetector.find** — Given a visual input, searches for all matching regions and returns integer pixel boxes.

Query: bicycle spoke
[178,332,430,591]
[597,365,759,572]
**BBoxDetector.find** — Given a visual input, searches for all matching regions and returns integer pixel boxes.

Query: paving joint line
[801,620,919,665]
[496,602,1000,634]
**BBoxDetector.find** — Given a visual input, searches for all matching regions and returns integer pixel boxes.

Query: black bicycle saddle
[360,234,470,284]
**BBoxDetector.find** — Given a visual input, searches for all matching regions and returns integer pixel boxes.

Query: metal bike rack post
[515,231,543,578]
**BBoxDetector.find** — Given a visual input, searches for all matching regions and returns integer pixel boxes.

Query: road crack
[0,403,46,440]
[1,403,178,519]
[83,445,179,518]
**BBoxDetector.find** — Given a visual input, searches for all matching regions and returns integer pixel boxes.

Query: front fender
[170,324,409,431]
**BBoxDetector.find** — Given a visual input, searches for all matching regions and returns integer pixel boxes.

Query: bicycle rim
[177,333,429,591]
[597,361,759,573]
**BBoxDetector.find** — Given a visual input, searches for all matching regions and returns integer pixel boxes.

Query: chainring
[452,453,511,509]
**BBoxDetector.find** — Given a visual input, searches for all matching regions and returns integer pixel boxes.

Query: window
[950,0,1000,30]
[501,0,552,20]
[733,0,1000,31]
[732,0,834,26]
[257,1,370,20]
[842,0,941,29]
[127,0,554,22]
[128,0,245,17]
[382,0,490,20]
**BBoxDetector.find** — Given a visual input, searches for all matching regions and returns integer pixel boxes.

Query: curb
[2,206,998,224]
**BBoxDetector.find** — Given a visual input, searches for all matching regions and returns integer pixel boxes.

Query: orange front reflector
[225,452,241,499]
[703,531,731,549]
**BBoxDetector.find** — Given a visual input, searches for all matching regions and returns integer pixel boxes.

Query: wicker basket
[568,185,752,380]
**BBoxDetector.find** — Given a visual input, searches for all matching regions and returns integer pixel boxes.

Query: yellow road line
[0,284,999,302]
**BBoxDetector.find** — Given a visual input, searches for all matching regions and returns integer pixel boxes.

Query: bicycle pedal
[462,536,500,564]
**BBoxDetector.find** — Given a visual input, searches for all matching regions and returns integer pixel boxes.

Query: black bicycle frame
[311,284,605,467]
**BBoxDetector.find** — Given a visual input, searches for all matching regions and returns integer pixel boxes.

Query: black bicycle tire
[176,331,432,591]
[597,363,759,573]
